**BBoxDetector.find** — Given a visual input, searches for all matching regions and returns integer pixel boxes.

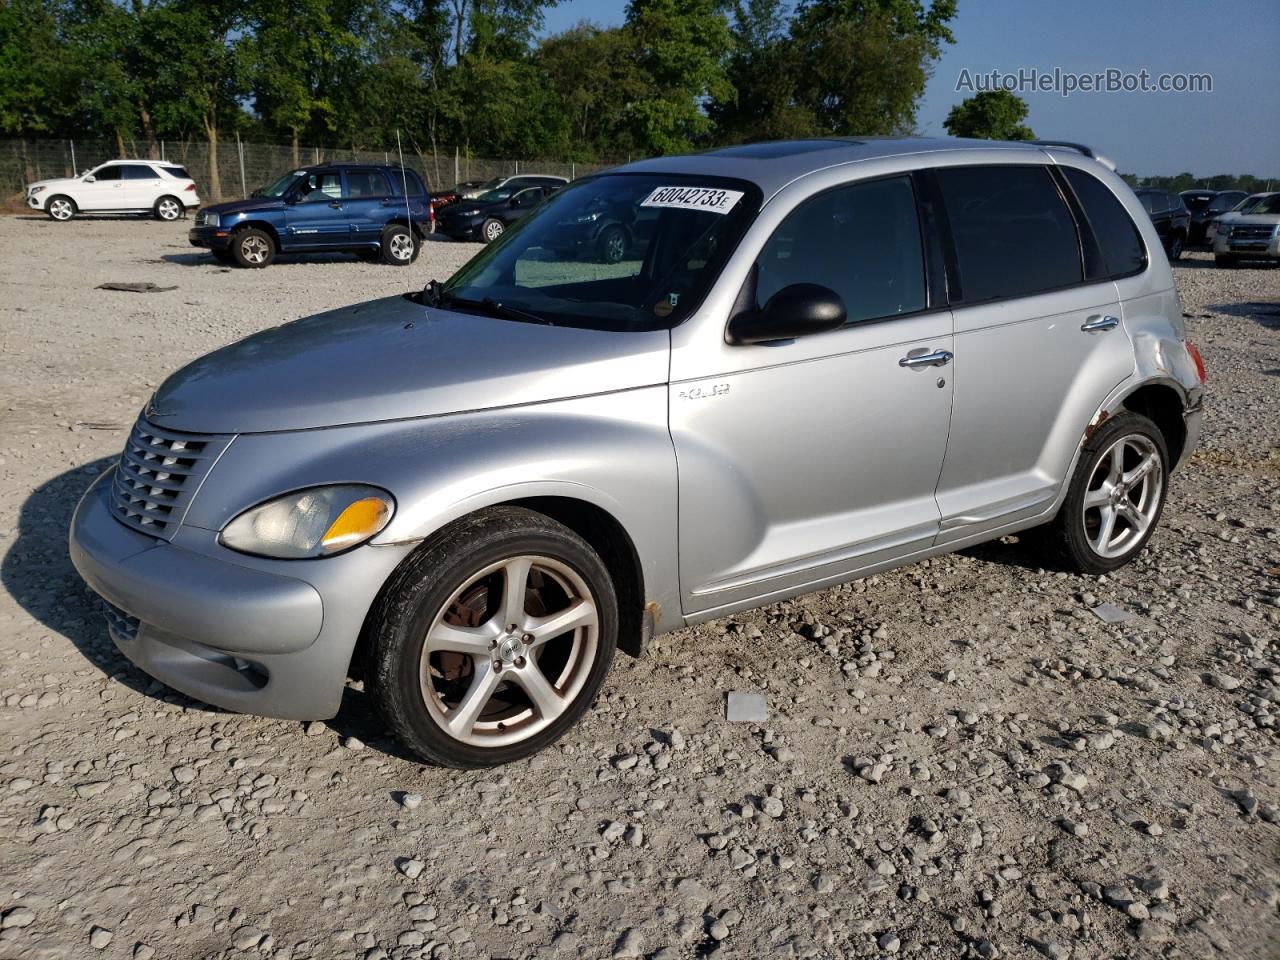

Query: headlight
[204,212,220,227]
[575,211,602,223]
[220,485,394,559]
[30,185,46,194]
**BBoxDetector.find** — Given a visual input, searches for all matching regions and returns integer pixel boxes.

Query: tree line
[1,0,957,166]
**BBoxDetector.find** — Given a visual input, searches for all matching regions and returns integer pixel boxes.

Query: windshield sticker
[641,186,744,215]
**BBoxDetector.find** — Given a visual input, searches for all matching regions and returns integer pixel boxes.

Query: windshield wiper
[434,290,554,326]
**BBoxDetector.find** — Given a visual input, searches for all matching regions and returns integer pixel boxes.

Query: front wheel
[379,224,418,265]
[597,225,627,263]
[155,196,183,221]
[366,506,618,768]
[1167,232,1184,261]
[47,196,75,221]
[231,227,275,268]
[481,218,505,243]
[1045,412,1169,574]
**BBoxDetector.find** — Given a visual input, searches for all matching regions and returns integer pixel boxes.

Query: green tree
[624,0,734,155]
[943,89,1035,140]
[537,24,642,160]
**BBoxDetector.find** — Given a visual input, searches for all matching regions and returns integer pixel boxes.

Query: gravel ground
[0,214,1278,960]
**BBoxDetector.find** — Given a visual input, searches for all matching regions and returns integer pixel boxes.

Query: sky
[540,0,1280,177]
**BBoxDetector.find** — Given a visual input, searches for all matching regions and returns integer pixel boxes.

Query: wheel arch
[230,219,282,247]
[1115,381,1189,469]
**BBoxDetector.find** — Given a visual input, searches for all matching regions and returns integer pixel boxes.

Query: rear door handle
[1081,314,1120,332]
[899,349,953,368]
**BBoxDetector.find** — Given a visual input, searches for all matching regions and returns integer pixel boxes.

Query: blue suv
[189,164,430,268]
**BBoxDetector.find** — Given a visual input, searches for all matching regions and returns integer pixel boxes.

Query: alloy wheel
[418,554,599,748]
[390,232,414,260]
[1082,434,1163,559]
[241,235,269,265]
[158,199,181,221]
[484,220,504,242]
[49,199,73,221]
[604,230,625,262]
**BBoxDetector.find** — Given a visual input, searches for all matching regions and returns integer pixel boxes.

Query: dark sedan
[435,184,560,243]
[1135,188,1190,260]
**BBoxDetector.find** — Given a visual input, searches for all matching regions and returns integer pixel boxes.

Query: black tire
[366,506,618,768]
[1045,412,1169,575]
[379,224,419,265]
[230,227,275,268]
[481,218,505,244]
[211,249,235,265]
[1214,254,1237,268]
[46,195,76,221]
[597,225,627,263]
[154,195,183,221]
[1167,232,1184,261]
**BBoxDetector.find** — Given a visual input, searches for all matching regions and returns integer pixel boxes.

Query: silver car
[70,138,1206,768]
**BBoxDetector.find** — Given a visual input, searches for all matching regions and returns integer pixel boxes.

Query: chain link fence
[1,137,611,203]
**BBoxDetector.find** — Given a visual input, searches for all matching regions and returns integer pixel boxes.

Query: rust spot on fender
[1085,407,1111,440]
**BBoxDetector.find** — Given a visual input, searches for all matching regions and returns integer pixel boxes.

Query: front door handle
[899,349,953,368]
[1081,314,1120,332]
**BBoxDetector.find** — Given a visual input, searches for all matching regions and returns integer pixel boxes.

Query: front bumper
[437,215,483,240]
[188,226,232,250]
[69,469,413,720]
[26,193,45,210]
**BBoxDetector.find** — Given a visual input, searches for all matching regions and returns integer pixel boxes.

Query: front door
[284,170,350,246]
[669,174,954,617]
[83,164,127,210]
[929,163,1135,543]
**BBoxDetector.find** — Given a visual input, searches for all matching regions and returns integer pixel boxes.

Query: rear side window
[346,170,390,197]
[389,170,426,196]
[163,166,191,180]
[1064,169,1146,278]
[756,175,926,325]
[122,165,157,180]
[936,165,1082,303]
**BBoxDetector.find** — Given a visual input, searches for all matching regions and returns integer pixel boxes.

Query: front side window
[122,165,157,180]
[755,175,926,324]
[296,172,342,200]
[1063,168,1146,278]
[441,174,760,331]
[346,171,391,198]
[92,165,122,181]
[936,165,1082,303]
[259,170,306,198]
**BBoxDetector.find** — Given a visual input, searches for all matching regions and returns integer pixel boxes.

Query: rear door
[284,170,349,246]
[344,169,395,243]
[930,163,1134,543]
[121,164,161,208]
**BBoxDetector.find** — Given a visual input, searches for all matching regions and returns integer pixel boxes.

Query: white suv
[26,160,201,222]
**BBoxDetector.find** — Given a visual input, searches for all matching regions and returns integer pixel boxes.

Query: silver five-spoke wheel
[389,232,415,261]
[420,554,599,747]
[240,235,270,264]
[1082,433,1163,560]
[48,198,74,221]
[157,198,181,221]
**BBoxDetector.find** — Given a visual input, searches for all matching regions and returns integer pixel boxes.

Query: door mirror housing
[83,175,96,183]
[726,283,846,345]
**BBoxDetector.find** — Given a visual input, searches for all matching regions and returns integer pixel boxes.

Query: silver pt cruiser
[70,138,1206,768]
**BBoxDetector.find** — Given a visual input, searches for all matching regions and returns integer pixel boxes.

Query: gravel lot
[1,214,1278,960]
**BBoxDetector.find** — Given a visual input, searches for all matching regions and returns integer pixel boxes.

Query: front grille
[110,417,231,540]
[103,601,140,643]
[1231,224,1275,241]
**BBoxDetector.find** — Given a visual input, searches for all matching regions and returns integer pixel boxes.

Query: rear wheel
[379,224,418,265]
[1167,232,1184,261]
[154,196,182,221]
[366,506,618,768]
[1045,412,1168,574]
[231,227,275,268]
[481,218,505,243]
[47,196,75,221]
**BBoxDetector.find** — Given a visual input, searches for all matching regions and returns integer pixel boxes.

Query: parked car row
[1127,187,1278,267]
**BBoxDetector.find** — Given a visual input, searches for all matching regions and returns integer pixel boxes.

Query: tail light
[184,184,196,192]
[1185,340,1207,383]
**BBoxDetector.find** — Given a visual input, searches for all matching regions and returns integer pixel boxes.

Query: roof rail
[1031,140,1115,171]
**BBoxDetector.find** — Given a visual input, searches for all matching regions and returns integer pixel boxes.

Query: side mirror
[84,175,96,183]
[726,283,846,345]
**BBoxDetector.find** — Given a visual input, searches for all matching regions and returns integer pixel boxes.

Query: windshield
[260,170,306,198]
[440,173,760,331]
[1251,195,1280,215]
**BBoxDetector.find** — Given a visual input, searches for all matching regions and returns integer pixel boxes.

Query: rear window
[1064,169,1146,279]
[389,170,427,196]
[1181,193,1211,212]
[935,165,1083,303]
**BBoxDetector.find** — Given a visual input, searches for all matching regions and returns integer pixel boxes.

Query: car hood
[148,295,670,434]
[201,197,285,217]
[1228,213,1280,226]
[28,177,78,191]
